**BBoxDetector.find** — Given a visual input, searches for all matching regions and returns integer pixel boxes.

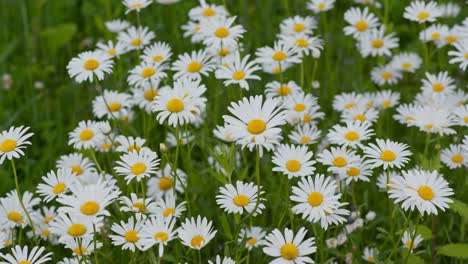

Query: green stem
[403,214,420,263]
[93,224,99,264]
[90,149,103,173]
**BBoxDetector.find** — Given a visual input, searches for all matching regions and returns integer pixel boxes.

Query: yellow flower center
[0,139,17,152]
[159,176,173,191]
[354,114,367,122]
[300,136,311,144]
[273,67,281,74]
[7,211,22,223]
[79,129,94,141]
[128,145,141,153]
[233,194,249,207]
[418,185,434,201]
[154,231,169,242]
[446,36,458,44]
[131,38,142,46]
[417,11,429,20]
[53,182,66,194]
[84,59,99,71]
[125,230,139,243]
[372,39,384,48]
[308,192,323,207]
[277,85,291,96]
[80,201,100,216]
[346,167,360,177]
[108,102,121,112]
[133,202,147,213]
[187,61,202,73]
[367,256,375,262]
[247,119,266,135]
[405,116,415,121]
[345,103,356,109]
[18,261,31,264]
[108,49,117,56]
[153,55,164,62]
[285,160,301,172]
[355,20,368,32]
[144,89,158,101]
[44,216,54,223]
[71,165,84,175]
[382,100,392,107]
[380,150,396,162]
[202,7,216,17]
[294,103,306,112]
[452,154,464,164]
[131,3,142,9]
[303,114,311,123]
[218,48,230,57]
[272,51,287,61]
[432,83,444,92]
[191,235,205,248]
[101,143,111,150]
[131,162,147,175]
[214,27,229,38]
[464,116,468,124]
[293,23,305,32]
[166,98,185,113]
[402,63,412,69]
[465,52,468,60]
[141,67,156,78]
[73,247,88,255]
[296,38,309,47]
[332,156,347,167]
[344,131,359,141]
[318,3,326,10]
[247,237,257,246]
[280,243,299,260]
[68,223,87,237]
[232,71,246,80]
[382,72,393,80]
[163,207,175,217]
[431,32,440,40]
[41,229,50,237]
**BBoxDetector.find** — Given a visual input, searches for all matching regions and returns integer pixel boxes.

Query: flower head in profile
[122,0,152,13]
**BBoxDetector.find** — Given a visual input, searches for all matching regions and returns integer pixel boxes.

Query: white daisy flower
[96,40,127,58]
[280,16,317,36]
[333,92,367,112]
[403,1,442,23]
[272,144,316,178]
[411,107,456,135]
[63,237,102,256]
[105,19,130,33]
[115,149,160,184]
[115,135,150,153]
[118,26,155,51]
[283,92,324,125]
[127,62,168,88]
[448,40,468,71]
[393,104,417,126]
[327,121,374,148]
[435,25,465,48]
[177,215,217,250]
[375,90,400,109]
[343,7,380,38]
[0,246,52,264]
[419,24,448,43]
[341,106,380,123]
[265,80,302,99]
[120,193,158,214]
[362,247,377,262]
[141,41,173,64]
[201,16,245,48]
[208,255,235,264]
[0,191,39,229]
[109,214,147,252]
[0,126,33,164]
[339,158,373,184]
[153,192,186,219]
[289,124,322,145]
[358,26,399,57]
[146,164,187,199]
[213,125,236,142]
[238,226,266,250]
[68,120,104,150]
[188,1,227,21]
[363,139,411,169]
[131,83,166,114]
[370,65,402,86]
[49,213,97,243]
[390,52,422,73]
[37,168,76,203]
[263,227,316,263]
[66,51,113,83]
[181,20,205,44]
[141,216,177,256]
[255,41,301,70]
[440,144,466,169]
[401,230,423,252]
[376,171,400,191]
[307,0,335,13]
[440,2,461,18]
[319,202,350,229]
[453,105,468,127]
[216,181,265,216]
[92,90,132,120]
[280,33,324,57]
[122,0,152,13]
[56,153,96,178]
[171,50,216,80]
[317,146,360,174]
[215,52,261,90]
[421,71,456,96]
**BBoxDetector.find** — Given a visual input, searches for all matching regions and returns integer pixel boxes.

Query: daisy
[280,16,317,36]
[215,52,261,90]
[343,7,380,38]
[370,65,402,86]
[56,153,96,178]
[105,19,130,33]
[188,1,227,21]
[68,120,104,150]
[92,90,132,120]
[120,193,158,214]
[147,164,187,199]
[440,144,466,169]
[359,26,399,57]
[393,104,417,126]
[122,0,152,13]
[376,171,400,191]
[317,146,360,174]
[213,125,236,142]
[66,51,113,83]
[115,135,149,153]
[403,1,442,23]
[131,83,166,114]
[0,246,52,264]
[57,179,120,220]
[440,3,461,18]
[333,92,366,112]
[127,62,168,88]
[238,226,266,250]
[388,169,453,215]
[63,237,102,256]
[264,80,302,99]
[96,40,127,58]
[375,90,400,109]
[341,106,380,123]
[263,227,316,263]
[49,213,96,242]
[327,121,374,148]
[208,256,235,264]
[181,20,205,44]
[201,16,245,48]
[435,25,465,48]
[171,50,216,80]
[289,124,322,145]
[109,214,147,252]
[319,202,350,229]
[421,71,456,96]
[363,139,411,169]
[283,92,324,125]
[402,230,423,252]
[419,24,448,43]
[255,41,301,69]
[216,181,265,216]
[222,95,286,155]
[307,0,335,13]
[390,52,422,73]
[37,168,76,202]
[0,126,33,164]
[152,77,207,127]
[0,194,31,228]
[261,61,293,75]
[362,247,377,262]
[412,107,456,135]
[207,42,238,63]
[178,215,217,250]
[115,149,160,184]
[153,192,186,219]
[448,40,468,71]
[290,175,342,223]
[280,33,324,57]
[141,42,173,64]
[272,144,316,178]
[141,216,177,256]
[340,158,373,184]
[118,26,155,51]
[453,105,468,127]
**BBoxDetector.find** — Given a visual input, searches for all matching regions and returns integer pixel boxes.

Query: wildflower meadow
[1,0,468,263]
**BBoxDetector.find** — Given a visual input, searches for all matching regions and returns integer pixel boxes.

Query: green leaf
[450,199,468,220]
[407,255,426,264]
[437,243,468,259]
[40,23,77,52]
